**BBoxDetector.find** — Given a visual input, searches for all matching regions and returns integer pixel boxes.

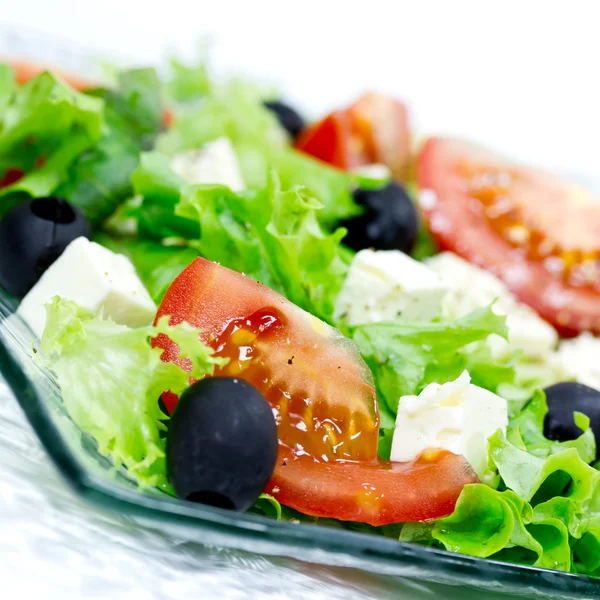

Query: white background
[2,0,600,186]
[1,2,599,598]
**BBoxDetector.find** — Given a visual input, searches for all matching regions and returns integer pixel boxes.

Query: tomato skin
[0,168,24,189]
[417,137,600,336]
[155,257,478,523]
[295,93,411,181]
[295,111,363,170]
[268,448,478,526]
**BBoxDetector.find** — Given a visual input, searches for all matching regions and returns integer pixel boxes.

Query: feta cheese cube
[426,252,558,358]
[170,137,245,192]
[555,333,600,391]
[334,249,446,325]
[390,371,508,478]
[18,237,156,337]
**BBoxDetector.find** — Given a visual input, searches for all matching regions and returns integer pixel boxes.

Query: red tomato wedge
[417,138,600,336]
[154,257,478,525]
[268,447,477,524]
[296,92,411,181]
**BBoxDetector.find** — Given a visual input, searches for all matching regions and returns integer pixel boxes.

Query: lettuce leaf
[176,176,348,323]
[0,71,104,206]
[128,151,200,240]
[398,431,600,572]
[490,430,597,504]
[165,54,212,103]
[351,305,512,416]
[40,297,226,490]
[157,77,358,225]
[55,68,164,227]
[0,64,16,117]
[507,389,596,463]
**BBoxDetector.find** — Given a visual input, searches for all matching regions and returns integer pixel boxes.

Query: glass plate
[1,27,599,600]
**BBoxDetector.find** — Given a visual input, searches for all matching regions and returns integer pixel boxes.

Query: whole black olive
[264,100,305,140]
[167,377,278,511]
[341,181,419,254]
[544,382,600,449]
[0,197,91,297]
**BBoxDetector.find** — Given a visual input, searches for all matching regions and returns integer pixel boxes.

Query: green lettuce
[0,70,104,206]
[165,54,212,103]
[400,430,600,573]
[507,389,596,463]
[0,64,15,117]
[128,151,199,240]
[55,68,164,227]
[157,75,358,225]
[40,297,226,490]
[176,176,349,323]
[351,305,513,416]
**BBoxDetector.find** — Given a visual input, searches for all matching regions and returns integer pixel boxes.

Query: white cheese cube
[426,252,558,358]
[391,371,508,478]
[555,333,600,391]
[170,137,245,192]
[334,249,446,325]
[18,237,156,337]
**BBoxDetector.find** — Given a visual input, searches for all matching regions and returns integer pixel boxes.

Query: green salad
[2,55,600,577]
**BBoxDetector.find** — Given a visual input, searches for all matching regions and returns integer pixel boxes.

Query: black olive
[263,100,305,140]
[544,382,600,448]
[167,377,278,511]
[340,181,419,254]
[0,197,91,298]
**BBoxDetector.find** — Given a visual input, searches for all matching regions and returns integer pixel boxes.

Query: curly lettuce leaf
[490,430,597,504]
[399,430,600,572]
[165,54,212,103]
[0,64,15,117]
[0,71,103,205]
[157,76,358,224]
[507,389,596,463]
[351,305,512,416]
[176,176,348,323]
[128,151,199,240]
[40,297,225,489]
[55,68,164,227]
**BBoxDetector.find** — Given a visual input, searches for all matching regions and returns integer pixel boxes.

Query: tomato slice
[417,138,600,336]
[295,93,411,181]
[268,447,476,525]
[154,258,478,524]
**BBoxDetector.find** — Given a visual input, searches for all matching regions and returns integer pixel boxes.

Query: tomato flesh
[154,257,379,462]
[296,93,411,181]
[418,138,600,336]
[155,258,478,524]
[268,447,477,525]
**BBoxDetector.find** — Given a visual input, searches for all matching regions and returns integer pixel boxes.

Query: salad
[1,54,600,576]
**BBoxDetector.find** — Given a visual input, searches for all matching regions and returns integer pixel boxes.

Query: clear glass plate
[1,26,599,600]
[0,289,598,600]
